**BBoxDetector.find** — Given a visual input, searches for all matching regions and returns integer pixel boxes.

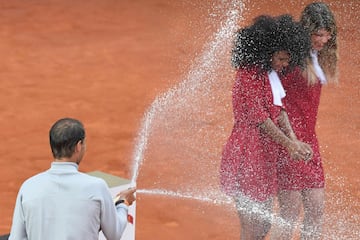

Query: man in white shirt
[9,118,136,240]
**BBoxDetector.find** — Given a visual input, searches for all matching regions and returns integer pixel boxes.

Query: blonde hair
[301,2,338,85]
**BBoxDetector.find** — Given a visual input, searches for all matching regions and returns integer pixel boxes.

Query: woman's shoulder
[234,67,266,92]
[281,66,311,92]
[282,67,303,82]
[236,66,265,79]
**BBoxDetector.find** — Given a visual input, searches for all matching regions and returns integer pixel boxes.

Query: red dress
[277,67,325,190]
[220,67,282,202]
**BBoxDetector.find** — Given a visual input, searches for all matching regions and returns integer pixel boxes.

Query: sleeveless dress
[277,67,325,190]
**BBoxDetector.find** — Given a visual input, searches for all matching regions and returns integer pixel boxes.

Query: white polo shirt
[9,162,128,240]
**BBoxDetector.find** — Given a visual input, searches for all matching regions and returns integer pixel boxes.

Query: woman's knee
[302,188,325,222]
[278,190,303,222]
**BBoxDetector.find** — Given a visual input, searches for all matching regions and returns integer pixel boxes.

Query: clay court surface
[0,0,359,239]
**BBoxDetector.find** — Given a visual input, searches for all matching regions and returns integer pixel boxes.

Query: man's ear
[75,140,82,153]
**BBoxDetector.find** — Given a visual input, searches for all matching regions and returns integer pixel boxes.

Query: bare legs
[301,188,325,240]
[235,195,274,240]
[271,188,325,240]
[271,190,302,239]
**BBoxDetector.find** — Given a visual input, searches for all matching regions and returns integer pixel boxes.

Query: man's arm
[99,182,136,240]
[9,190,28,240]
[99,182,128,240]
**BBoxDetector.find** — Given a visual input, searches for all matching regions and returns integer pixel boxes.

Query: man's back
[9,162,126,240]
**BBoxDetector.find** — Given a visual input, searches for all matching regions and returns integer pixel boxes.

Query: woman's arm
[259,116,312,160]
[278,109,298,141]
[278,109,313,160]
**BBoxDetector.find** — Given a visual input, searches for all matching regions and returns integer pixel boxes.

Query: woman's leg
[235,195,274,240]
[271,190,303,240]
[300,188,325,240]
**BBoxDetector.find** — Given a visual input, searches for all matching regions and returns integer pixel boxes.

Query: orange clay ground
[0,0,359,239]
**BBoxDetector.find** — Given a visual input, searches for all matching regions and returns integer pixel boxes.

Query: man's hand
[114,187,136,206]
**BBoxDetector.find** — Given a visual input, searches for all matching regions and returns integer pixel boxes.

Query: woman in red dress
[220,15,312,239]
[275,3,338,240]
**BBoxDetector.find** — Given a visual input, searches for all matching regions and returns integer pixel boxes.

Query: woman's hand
[287,140,313,161]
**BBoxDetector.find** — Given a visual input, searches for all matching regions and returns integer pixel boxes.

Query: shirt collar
[49,162,79,173]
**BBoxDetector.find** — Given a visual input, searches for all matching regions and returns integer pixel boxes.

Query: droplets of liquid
[129,0,360,239]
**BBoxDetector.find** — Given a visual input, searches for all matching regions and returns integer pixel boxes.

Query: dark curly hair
[231,15,311,72]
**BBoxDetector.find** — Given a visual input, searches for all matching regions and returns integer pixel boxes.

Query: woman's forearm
[259,117,313,161]
[278,109,298,141]
[259,118,294,149]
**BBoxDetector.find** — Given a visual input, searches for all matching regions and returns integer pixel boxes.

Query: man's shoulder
[21,170,107,189]
[78,172,108,187]
[22,171,48,184]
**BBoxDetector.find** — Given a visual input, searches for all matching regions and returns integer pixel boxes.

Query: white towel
[310,50,327,84]
[268,70,286,107]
